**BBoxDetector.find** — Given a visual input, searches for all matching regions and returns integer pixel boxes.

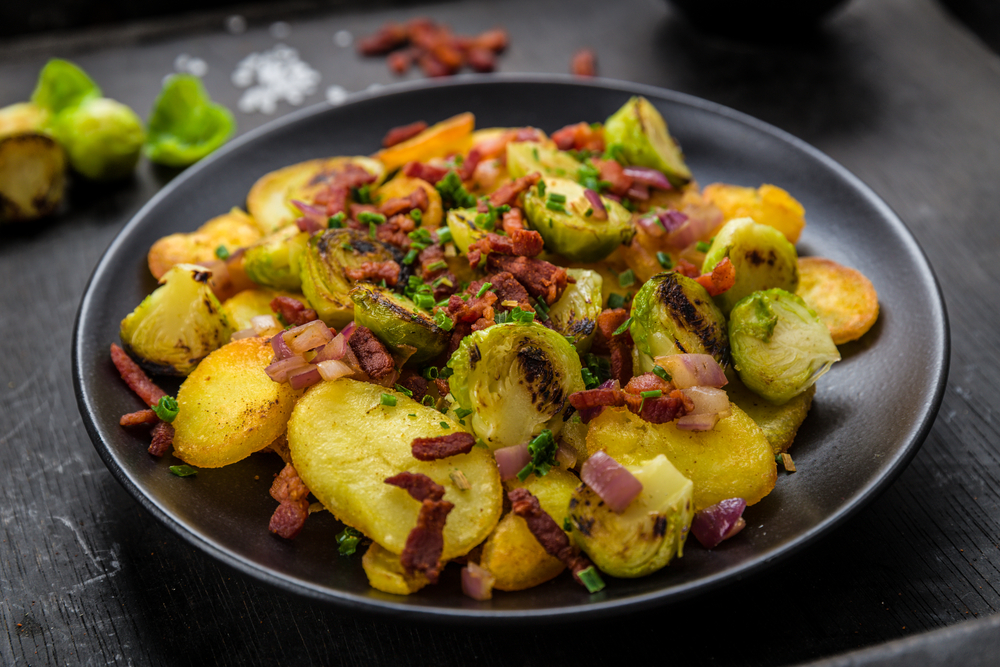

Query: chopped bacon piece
[418,51,454,77]
[344,260,401,287]
[623,372,674,395]
[385,471,446,501]
[597,308,634,386]
[696,256,736,296]
[411,432,476,461]
[379,186,429,217]
[471,271,533,312]
[357,22,409,55]
[471,316,493,332]
[592,158,633,197]
[508,488,594,586]
[446,321,473,356]
[347,326,396,382]
[551,122,605,153]
[487,255,569,305]
[488,172,541,208]
[382,120,428,148]
[397,372,429,402]
[373,214,416,249]
[472,28,508,52]
[467,229,544,266]
[400,499,454,583]
[270,296,318,327]
[148,421,174,457]
[624,390,691,424]
[387,48,417,74]
[501,207,525,234]
[314,186,350,217]
[433,377,450,398]
[458,147,484,182]
[571,48,597,77]
[271,463,310,504]
[569,388,627,411]
[446,287,497,324]
[269,463,311,538]
[312,164,379,217]
[466,48,496,72]
[402,161,450,184]
[110,343,167,407]
[675,258,701,278]
[120,409,159,427]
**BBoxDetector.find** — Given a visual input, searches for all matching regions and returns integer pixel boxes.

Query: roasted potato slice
[726,372,815,454]
[173,337,300,468]
[374,175,443,229]
[362,542,429,595]
[287,379,502,560]
[220,287,306,331]
[702,183,806,244]
[147,207,261,280]
[796,256,879,345]
[247,156,385,234]
[372,112,475,173]
[586,405,776,511]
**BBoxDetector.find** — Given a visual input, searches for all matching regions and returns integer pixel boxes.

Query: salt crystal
[325,85,348,105]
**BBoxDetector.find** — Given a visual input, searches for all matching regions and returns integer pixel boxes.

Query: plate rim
[72,73,950,623]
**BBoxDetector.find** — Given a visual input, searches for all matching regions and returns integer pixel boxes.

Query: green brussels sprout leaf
[30,59,101,115]
[145,74,236,167]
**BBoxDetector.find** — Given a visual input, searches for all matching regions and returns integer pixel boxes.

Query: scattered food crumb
[232,44,321,114]
[571,48,597,77]
[325,85,348,105]
[225,15,247,35]
[174,54,208,77]
[270,21,291,39]
[334,30,353,48]
[358,17,507,77]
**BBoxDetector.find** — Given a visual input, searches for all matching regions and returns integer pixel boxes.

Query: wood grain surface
[2,0,999,664]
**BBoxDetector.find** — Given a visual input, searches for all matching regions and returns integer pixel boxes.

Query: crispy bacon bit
[400,498,453,583]
[467,229,545,266]
[402,160,450,184]
[411,432,477,461]
[696,256,736,296]
[569,388,627,411]
[385,471,446,501]
[571,48,597,77]
[110,343,166,407]
[270,296,318,327]
[501,207,525,234]
[271,463,310,504]
[471,316,493,332]
[397,372,429,403]
[360,19,509,79]
[458,147,484,181]
[473,28,508,52]
[487,255,569,305]
[472,271,533,313]
[466,47,496,72]
[120,409,159,427]
[347,326,396,382]
[623,372,674,395]
[344,260,401,287]
[148,421,174,457]
[446,287,497,324]
[624,389,691,424]
[372,214,417,249]
[358,22,409,55]
[508,488,595,585]
[488,172,541,208]
[675,258,701,278]
[433,377,450,398]
[592,158,633,197]
[551,121,605,153]
[312,164,379,217]
[597,308,634,386]
[269,463,311,539]
[446,321,473,356]
[379,186,429,217]
[387,48,417,74]
[382,120,429,148]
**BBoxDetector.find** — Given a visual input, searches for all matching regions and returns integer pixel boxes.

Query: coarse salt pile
[231,44,321,114]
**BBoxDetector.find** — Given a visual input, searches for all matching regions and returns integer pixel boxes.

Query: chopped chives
[169,465,197,477]
[476,282,493,298]
[380,393,397,407]
[394,384,413,397]
[427,260,448,272]
[402,249,418,265]
[577,566,605,593]
[652,365,671,381]
[537,181,546,197]
[547,192,567,203]
[696,240,711,253]
[152,395,179,423]
[656,251,673,269]
[410,208,423,224]
[214,245,230,260]
[607,293,626,310]
[618,269,636,287]
[328,211,346,228]
[357,211,385,225]
[436,227,453,244]
[545,200,567,213]
[613,317,632,336]
[439,421,450,429]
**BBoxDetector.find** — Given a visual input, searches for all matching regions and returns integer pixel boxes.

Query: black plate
[73,75,949,623]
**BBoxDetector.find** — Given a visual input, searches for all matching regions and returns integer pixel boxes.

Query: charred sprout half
[0,104,65,224]
[728,288,840,405]
[506,141,583,180]
[547,268,603,353]
[242,225,310,291]
[350,283,448,364]
[448,322,585,450]
[603,96,692,188]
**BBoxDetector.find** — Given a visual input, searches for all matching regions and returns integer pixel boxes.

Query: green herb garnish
[434,311,455,331]
[435,170,477,208]
[169,465,197,477]
[336,526,363,555]
[476,282,493,298]
[613,317,632,336]
[152,395,179,422]
[577,565,606,593]
[380,393,397,407]
[328,211,346,228]
[352,184,372,204]
[214,245,230,260]
[656,251,673,269]
[618,269,636,287]
[517,429,557,481]
[652,365,671,381]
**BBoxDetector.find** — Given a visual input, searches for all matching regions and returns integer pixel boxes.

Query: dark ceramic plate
[73,75,948,623]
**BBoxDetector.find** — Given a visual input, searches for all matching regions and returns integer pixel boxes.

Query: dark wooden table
[3,0,1000,664]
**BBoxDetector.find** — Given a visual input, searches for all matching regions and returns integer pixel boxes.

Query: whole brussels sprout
[569,454,693,578]
[547,268,603,353]
[51,97,145,181]
[702,217,799,315]
[242,225,310,291]
[119,263,231,376]
[350,283,448,364]
[630,271,729,373]
[299,228,396,328]
[604,96,692,188]
[448,322,585,450]
[522,176,634,262]
[506,141,583,180]
[729,288,840,405]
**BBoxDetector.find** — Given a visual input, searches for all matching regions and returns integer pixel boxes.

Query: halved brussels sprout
[242,225,310,291]
[350,284,448,364]
[547,268,603,353]
[299,228,396,328]
[445,206,488,254]
[144,74,235,168]
[0,129,65,224]
[702,217,799,315]
[569,454,693,578]
[506,141,583,180]
[119,263,231,376]
[726,369,815,454]
[448,322,585,450]
[729,288,840,405]
[603,96,692,188]
[522,176,634,262]
[630,271,729,373]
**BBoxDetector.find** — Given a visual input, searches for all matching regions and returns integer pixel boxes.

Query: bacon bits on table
[411,432,476,461]
[571,48,597,77]
[359,18,508,78]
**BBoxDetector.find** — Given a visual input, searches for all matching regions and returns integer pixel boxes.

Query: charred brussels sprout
[299,228,396,328]
[569,454,693,578]
[630,271,729,373]
[506,141,583,180]
[702,217,799,315]
[448,322,584,450]
[350,284,448,364]
[445,206,488,254]
[522,177,633,262]
[119,263,230,376]
[604,96,692,188]
[242,225,309,291]
[729,288,840,405]
[547,268,602,353]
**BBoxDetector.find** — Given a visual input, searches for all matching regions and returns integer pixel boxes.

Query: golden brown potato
[362,542,429,595]
[287,379,502,560]
[147,208,261,280]
[479,513,565,591]
[246,156,385,234]
[172,337,300,468]
[796,256,879,345]
[373,112,475,173]
[586,405,776,511]
[374,175,444,229]
[702,183,806,244]
[0,132,66,224]
[220,287,306,332]
[726,372,815,454]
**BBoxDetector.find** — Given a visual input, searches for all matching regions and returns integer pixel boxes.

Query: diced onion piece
[251,314,281,336]
[288,365,322,390]
[313,333,348,362]
[623,166,672,190]
[461,562,496,601]
[230,327,256,341]
[637,214,666,238]
[284,320,333,354]
[664,206,720,251]
[654,354,728,389]
[681,386,731,418]
[295,216,323,234]
[691,498,747,549]
[675,413,721,431]
[265,355,308,383]
[626,182,650,201]
[580,451,643,513]
[583,189,607,220]
[494,443,530,480]
[271,331,294,360]
[316,359,354,381]
[340,320,357,340]
[555,445,577,471]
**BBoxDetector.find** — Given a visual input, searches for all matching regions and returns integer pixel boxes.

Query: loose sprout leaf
[31,58,101,115]
[144,74,236,167]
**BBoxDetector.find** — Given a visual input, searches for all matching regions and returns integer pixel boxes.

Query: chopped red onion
[340,320,357,340]
[691,498,747,549]
[271,331,294,360]
[288,365,322,390]
[555,445,577,470]
[576,406,605,423]
[316,359,354,382]
[597,378,620,391]
[681,386,731,417]
[285,320,333,354]
[637,214,666,238]
[623,166,673,190]
[655,354,728,389]
[230,327,256,341]
[583,189,607,220]
[295,216,324,234]
[580,451,643,513]
[665,205,722,251]
[291,199,325,220]
[603,192,622,203]
[626,182,650,201]
[658,209,689,233]
[461,562,496,601]
[494,443,530,480]
[313,334,348,362]
[676,412,721,431]
[251,314,280,336]
[265,355,308,383]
